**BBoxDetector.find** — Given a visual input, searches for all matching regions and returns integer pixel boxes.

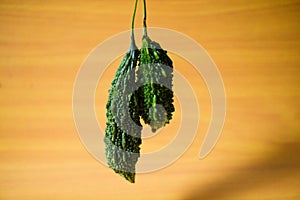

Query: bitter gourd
[104,47,142,183]
[104,0,142,183]
[104,0,175,183]
[135,35,175,132]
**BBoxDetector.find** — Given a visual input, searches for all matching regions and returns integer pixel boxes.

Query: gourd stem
[142,0,148,37]
[131,0,139,48]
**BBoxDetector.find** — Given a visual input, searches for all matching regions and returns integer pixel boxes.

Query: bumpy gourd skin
[135,35,175,132]
[105,36,175,183]
[104,48,142,183]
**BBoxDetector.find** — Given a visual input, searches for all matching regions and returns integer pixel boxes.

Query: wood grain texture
[0,0,299,199]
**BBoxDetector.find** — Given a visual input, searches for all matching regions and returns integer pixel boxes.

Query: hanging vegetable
[135,0,175,132]
[104,0,142,183]
[104,0,175,183]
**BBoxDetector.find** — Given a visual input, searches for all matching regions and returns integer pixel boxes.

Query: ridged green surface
[105,0,174,183]
[104,48,142,183]
[104,35,175,183]
[136,35,175,132]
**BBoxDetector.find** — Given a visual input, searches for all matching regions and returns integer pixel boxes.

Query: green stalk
[142,0,148,36]
[130,0,139,48]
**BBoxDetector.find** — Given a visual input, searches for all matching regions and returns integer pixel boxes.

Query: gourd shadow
[182,138,300,200]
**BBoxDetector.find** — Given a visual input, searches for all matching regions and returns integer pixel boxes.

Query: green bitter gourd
[135,0,175,132]
[104,0,175,183]
[104,0,141,183]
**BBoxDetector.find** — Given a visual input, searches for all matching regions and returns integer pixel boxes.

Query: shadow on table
[182,138,300,200]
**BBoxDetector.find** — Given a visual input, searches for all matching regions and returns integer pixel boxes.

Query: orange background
[0,0,299,199]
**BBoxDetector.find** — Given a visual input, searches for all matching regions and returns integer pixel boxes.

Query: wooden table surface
[1,0,299,199]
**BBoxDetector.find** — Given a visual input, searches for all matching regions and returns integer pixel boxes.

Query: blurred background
[0,0,299,199]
